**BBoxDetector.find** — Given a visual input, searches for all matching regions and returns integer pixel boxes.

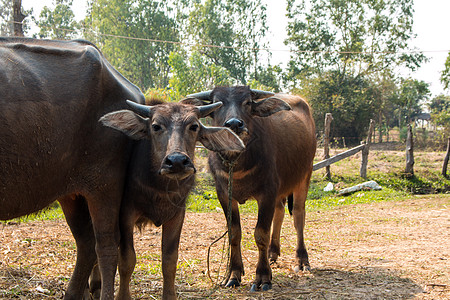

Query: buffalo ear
[198,125,245,153]
[251,97,291,117]
[99,110,149,140]
[180,97,208,106]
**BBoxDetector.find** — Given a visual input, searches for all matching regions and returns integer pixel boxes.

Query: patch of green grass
[2,202,64,224]
[373,172,450,194]
[187,173,259,214]
[187,170,437,215]
[187,174,221,212]
[8,152,450,224]
[306,187,407,211]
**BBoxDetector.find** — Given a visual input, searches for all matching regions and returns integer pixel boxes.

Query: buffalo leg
[59,195,97,300]
[269,197,286,263]
[117,212,137,300]
[218,186,244,288]
[88,265,101,300]
[292,172,312,272]
[87,196,121,300]
[161,210,185,300]
[251,193,276,291]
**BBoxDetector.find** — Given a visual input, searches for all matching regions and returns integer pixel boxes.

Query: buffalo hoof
[294,264,311,273]
[250,283,272,292]
[225,278,240,288]
[269,253,279,264]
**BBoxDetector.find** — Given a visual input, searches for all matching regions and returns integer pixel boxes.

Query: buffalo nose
[163,152,192,172]
[224,118,244,132]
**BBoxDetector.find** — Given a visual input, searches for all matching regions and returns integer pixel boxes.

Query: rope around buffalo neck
[207,152,241,286]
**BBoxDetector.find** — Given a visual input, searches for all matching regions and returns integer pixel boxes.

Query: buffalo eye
[152,124,162,132]
[189,124,199,132]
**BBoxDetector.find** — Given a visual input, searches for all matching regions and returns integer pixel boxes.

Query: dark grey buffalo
[184,86,316,291]
[0,37,243,300]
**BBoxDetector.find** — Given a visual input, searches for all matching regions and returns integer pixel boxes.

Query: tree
[186,0,268,84]
[248,64,283,92]
[286,0,425,80]
[85,0,180,90]
[285,0,425,142]
[300,71,377,145]
[394,78,430,127]
[428,94,450,145]
[370,72,399,142]
[441,52,450,91]
[168,50,232,98]
[0,0,32,36]
[34,0,80,39]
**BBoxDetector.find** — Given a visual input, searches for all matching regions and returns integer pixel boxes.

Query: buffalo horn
[126,100,152,116]
[198,101,223,118]
[187,90,212,101]
[250,89,275,99]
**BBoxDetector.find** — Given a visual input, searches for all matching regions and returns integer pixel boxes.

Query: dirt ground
[0,195,449,299]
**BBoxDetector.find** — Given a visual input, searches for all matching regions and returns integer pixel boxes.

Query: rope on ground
[206,152,240,286]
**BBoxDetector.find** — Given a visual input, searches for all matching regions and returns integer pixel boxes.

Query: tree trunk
[13,0,25,37]
[324,113,333,180]
[378,112,383,143]
[442,138,450,178]
[405,124,414,176]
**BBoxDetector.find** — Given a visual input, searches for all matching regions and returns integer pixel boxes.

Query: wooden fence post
[360,119,375,178]
[405,124,414,176]
[442,137,450,178]
[324,113,333,180]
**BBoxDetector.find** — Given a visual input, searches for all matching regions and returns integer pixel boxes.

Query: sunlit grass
[1,202,64,224]
[6,149,450,223]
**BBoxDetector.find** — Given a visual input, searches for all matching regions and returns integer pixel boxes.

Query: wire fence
[6,20,450,56]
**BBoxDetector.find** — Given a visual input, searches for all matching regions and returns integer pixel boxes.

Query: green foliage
[441,51,450,90]
[144,87,179,103]
[34,0,80,39]
[85,0,180,90]
[426,94,450,146]
[370,72,400,138]
[286,0,425,79]
[285,0,427,143]
[301,71,376,145]
[168,50,232,97]
[248,64,283,92]
[428,94,450,128]
[186,0,268,84]
[0,0,33,36]
[395,78,430,125]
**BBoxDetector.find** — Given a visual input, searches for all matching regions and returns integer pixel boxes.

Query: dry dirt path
[1,195,449,299]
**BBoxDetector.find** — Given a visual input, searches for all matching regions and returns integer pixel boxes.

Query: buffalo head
[183,86,291,145]
[100,100,244,180]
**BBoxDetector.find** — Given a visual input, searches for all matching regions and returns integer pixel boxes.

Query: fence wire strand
[6,20,450,55]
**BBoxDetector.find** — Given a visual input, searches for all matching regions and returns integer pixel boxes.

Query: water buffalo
[184,86,316,291]
[0,37,243,300]
[99,99,243,300]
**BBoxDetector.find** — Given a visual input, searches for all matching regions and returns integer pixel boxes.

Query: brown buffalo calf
[98,100,244,299]
[185,86,316,291]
